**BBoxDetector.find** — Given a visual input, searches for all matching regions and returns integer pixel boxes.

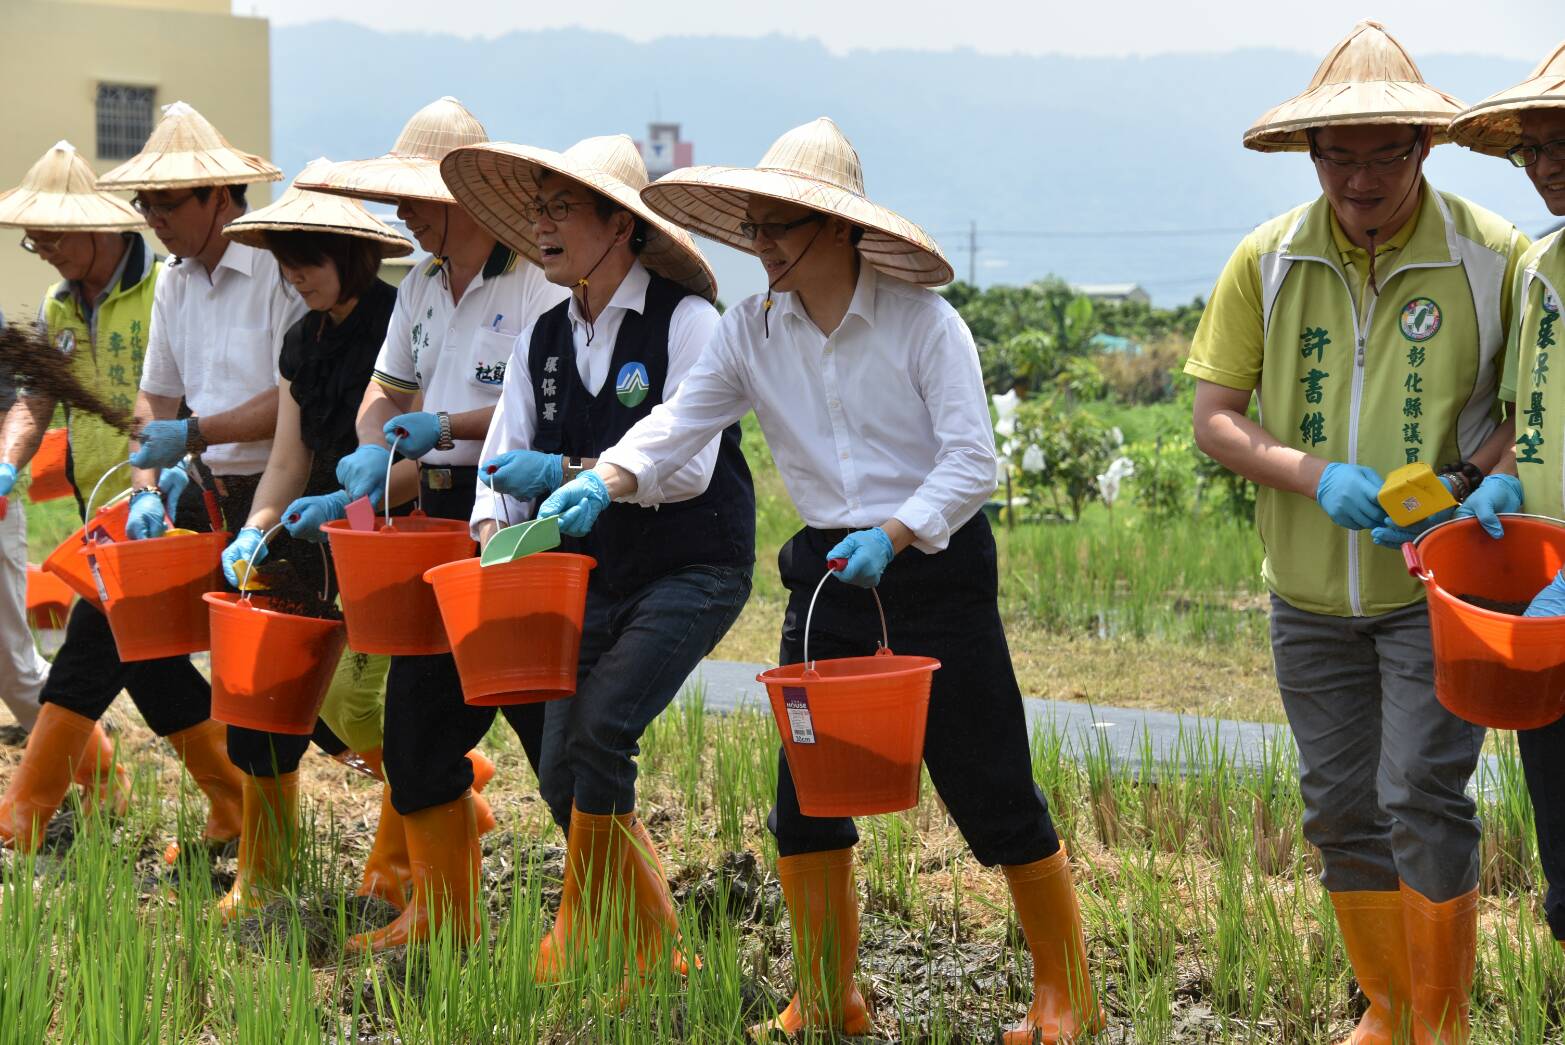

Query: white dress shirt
[372,246,568,467]
[471,260,722,536]
[139,241,306,474]
[599,264,997,553]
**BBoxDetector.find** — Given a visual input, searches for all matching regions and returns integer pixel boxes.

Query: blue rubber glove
[480,450,563,501]
[1454,473,1524,540]
[129,420,187,469]
[384,412,442,459]
[158,466,189,522]
[222,527,268,588]
[827,527,897,588]
[538,471,611,537]
[0,463,16,499]
[1315,462,1386,531]
[335,444,392,505]
[1371,476,1456,548]
[125,489,167,540]
[1526,569,1565,617]
[283,491,350,542]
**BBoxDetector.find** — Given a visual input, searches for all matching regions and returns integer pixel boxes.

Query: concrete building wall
[0,0,271,319]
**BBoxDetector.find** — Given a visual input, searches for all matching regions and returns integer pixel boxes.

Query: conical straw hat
[96,101,281,190]
[639,117,953,287]
[222,160,413,258]
[1450,40,1565,156]
[0,141,144,232]
[1244,21,1466,153]
[296,97,487,206]
[441,135,717,302]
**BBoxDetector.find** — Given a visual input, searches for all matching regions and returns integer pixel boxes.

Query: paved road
[681,659,1506,790]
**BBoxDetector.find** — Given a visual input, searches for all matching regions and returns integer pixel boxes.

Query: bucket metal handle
[1406,512,1565,584]
[802,561,889,671]
[380,430,424,529]
[82,459,136,535]
[242,522,331,605]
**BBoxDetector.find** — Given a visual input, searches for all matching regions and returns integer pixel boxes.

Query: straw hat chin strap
[573,239,622,347]
[762,221,826,339]
[1365,150,1425,297]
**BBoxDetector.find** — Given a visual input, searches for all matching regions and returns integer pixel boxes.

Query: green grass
[2,705,1562,1042]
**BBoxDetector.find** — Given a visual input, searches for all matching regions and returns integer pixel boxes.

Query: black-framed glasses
[738,214,822,242]
[523,198,596,224]
[130,192,197,219]
[1506,138,1565,168]
[20,232,64,255]
[1310,138,1422,175]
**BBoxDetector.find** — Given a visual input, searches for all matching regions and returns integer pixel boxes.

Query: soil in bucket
[1457,593,1530,616]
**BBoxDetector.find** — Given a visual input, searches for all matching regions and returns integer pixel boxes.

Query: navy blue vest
[528,273,755,595]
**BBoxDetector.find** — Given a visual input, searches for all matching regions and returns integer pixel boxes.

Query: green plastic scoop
[480,515,561,567]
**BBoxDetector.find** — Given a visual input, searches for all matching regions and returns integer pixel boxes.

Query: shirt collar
[777,259,879,332]
[174,238,258,282]
[568,259,649,331]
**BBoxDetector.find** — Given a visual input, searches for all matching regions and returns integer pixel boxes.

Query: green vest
[39,237,161,502]
[1509,232,1565,514]
[1253,188,1517,617]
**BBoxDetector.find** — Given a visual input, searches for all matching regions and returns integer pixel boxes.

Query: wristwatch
[184,416,208,455]
[562,457,588,482]
[434,411,455,452]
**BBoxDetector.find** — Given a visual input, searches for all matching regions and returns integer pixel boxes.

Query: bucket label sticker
[87,555,109,605]
[782,686,816,745]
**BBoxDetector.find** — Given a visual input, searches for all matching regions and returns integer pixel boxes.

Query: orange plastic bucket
[1407,515,1565,729]
[757,576,940,817]
[322,515,474,655]
[42,499,132,611]
[204,592,347,735]
[26,564,74,629]
[27,428,73,503]
[424,553,594,706]
[91,531,227,661]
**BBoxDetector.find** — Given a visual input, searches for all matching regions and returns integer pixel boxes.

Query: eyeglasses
[1506,138,1565,168]
[20,232,64,255]
[130,192,197,219]
[1310,139,1422,175]
[738,214,822,242]
[523,198,596,224]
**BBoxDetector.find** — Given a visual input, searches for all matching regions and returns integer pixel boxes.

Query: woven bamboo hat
[1244,21,1466,152]
[1450,40,1565,156]
[441,135,717,302]
[296,97,487,206]
[639,117,953,287]
[222,160,413,258]
[0,141,144,232]
[96,101,282,190]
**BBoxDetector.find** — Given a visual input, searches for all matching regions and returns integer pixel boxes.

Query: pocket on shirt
[466,329,517,395]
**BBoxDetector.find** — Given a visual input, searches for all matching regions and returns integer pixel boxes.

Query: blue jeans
[537,564,751,827]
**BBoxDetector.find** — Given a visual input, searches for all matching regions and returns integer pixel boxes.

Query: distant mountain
[272,24,1548,306]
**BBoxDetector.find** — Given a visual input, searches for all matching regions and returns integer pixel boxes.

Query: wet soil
[0,724,27,747]
[1458,593,1530,616]
[248,563,342,621]
[0,323,135,432]
[232,893,400,964]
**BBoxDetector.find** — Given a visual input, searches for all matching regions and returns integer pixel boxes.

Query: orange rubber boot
[749,848,873,1039]
[216,773,299,923]
[0,703,96,850]
[1402,883,1476,1045]
[1000,849,1106,1044]
[163,720,245,862]
[535,805,631,983]
[347,791,482,953]
[626,814,693,977]
[353,748,412,909]
[1331,891,1412,1045]
[468,750,498,835]
[74,723,131,818]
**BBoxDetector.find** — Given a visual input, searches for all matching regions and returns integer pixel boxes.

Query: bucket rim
[758,654,942,686]
[423,550,598,584]
[1410,512,1565,622]
[322,517,472,537]
[203,590,345,632]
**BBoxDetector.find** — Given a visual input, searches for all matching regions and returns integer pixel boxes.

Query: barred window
[96,84,155,161]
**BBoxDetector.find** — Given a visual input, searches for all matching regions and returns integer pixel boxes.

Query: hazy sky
[236,0,1546,60]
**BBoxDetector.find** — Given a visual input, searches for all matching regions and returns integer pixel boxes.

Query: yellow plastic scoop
[164,528,199,537]
[1378,462,1457,527]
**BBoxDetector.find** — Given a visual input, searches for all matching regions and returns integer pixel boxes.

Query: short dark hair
[264,230,382,305]
[193,184,248,210]
[590,193,648,255]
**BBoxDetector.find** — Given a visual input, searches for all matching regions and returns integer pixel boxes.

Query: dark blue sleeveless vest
[527,272,755,595]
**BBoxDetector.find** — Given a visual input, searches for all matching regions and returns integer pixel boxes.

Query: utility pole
[967,220,977,286]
